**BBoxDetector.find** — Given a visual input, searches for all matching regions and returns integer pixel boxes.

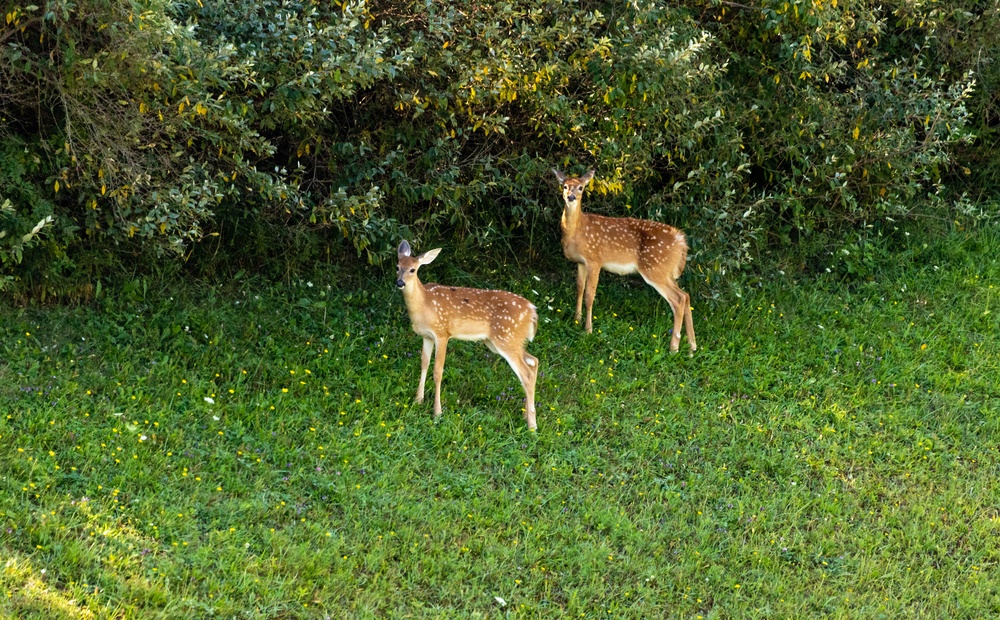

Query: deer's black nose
[396,279,405,288]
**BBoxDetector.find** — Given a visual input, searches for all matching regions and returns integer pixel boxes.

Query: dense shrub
[1,0,997,292]
[0,0,298,293]
[697,0,987,273]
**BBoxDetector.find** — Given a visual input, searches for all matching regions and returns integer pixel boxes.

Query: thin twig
[717,0,763,11]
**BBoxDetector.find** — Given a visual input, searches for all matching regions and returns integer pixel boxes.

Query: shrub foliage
[1,0,997,289]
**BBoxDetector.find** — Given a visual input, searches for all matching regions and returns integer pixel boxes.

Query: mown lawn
[2,228,999,619]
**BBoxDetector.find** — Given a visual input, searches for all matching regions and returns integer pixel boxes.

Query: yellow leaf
[178,102,185,114]
[160,222,167,233]
[852,126,860,140]
[54,181,60,193]
[774,74,780,84]
[101,184,106,196]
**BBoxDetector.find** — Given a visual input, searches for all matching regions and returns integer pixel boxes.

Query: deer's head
[396,240,441,289]
[553,169,595,207]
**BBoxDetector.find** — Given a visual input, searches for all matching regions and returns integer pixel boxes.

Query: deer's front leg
[415,337,433,404]
[574,262,587,324]
[432,337,448,417]
[583,265,601,333]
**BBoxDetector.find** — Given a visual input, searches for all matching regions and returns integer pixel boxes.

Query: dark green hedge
[1,0,997,293]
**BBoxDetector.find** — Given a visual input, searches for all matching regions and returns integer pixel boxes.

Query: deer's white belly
[452,331,489,342]
[603,262,638,275]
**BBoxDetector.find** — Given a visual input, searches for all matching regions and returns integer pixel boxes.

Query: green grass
[2,228,1000,619]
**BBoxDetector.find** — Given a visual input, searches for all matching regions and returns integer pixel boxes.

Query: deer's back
[422,284,536,343]
[566,213,687,278]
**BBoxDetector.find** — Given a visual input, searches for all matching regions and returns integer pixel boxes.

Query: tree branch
[0,18,42,46]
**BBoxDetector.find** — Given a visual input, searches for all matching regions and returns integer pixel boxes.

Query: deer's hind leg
[683,292,696,352]
[640,271,689,354]
[491,339,539,430]
[520,351,538,430]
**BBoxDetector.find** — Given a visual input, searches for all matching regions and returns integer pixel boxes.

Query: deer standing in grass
[396,240,540,429]
[553,169,696,354]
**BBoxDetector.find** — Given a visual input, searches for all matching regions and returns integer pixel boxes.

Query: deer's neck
[561,200,584,236]
[401,278,428,319]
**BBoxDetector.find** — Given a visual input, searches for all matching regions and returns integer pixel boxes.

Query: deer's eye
[564,184,569,189]
[409,269,416,273]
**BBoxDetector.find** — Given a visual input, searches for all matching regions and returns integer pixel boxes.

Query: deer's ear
[552,169,567,184]
[418,248,442,265]
[580,169,595,185]
[398,240,412,257]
